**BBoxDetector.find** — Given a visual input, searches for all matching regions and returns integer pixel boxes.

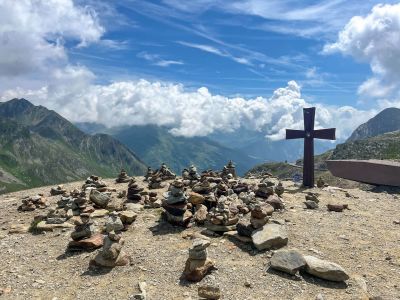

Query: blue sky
[69,0,387,106]
[2,0,400,140]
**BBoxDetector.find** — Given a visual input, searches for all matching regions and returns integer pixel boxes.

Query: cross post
[286,107,336,187]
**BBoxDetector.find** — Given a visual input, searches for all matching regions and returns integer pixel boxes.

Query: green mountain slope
[77,124,259,176]
[0,99,147,193]
[347,107,400,142]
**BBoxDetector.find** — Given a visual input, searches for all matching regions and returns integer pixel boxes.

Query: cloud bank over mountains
[0,0,397,141]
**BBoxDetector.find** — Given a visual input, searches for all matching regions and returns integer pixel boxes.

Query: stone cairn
[68,213,103,250]
[82,175,108,192]
[105,211,124,233]
[144,167,154,181]
[182,165,201,186]
[127,177,143,202]
[18,194,47,211]
[304,192,319,209]
[145,191,161,208]
[115,169,130,183]
[221,160,237,179]
[192,180,217,208]
[205,197,240,232]
[155,163,176,181]
[162,180,192,226]
[255,179,285,210]
[50,185,67,196]
[183,239,215,282]
[91,230,130,267]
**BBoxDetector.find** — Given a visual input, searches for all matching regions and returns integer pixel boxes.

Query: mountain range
[0,99,146,193]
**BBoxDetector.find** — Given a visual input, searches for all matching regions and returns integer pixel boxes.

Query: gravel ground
[0,177,399,300]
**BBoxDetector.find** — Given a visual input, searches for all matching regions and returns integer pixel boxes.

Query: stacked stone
[317,177,326,188]
[304,192,319,209]
[192,180,217,208]
[144,167,153,181]
[18,195,47,211]
[205,197,240,232]
[200,170,222,183]
[232,181,249,194]
[274,182,285,196]
[127,177,143,202]
[162,180,192,226]
[115,169,130,183]
[68,213,103,250]
[89,189,110,209]
[183,165,201,186]
[46,207,68,224]
[50,185,67,196]
[91,231,130,267]
[255,182,275,199]
[183,239,215,282]
[155,163,176,180]
[250,203,274,229]
[105,211,124,233]
[146,191,162,208]
[148,175,166,189]
[82,175,107,192]
[220,160,237,179]
[215,181,229,197]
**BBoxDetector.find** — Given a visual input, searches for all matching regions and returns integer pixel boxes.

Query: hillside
[0,99,147,193]
[77,124,259,176]
[246,131,400,187]
[347,107,400,142]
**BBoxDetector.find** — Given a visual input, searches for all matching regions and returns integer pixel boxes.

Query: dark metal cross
[286,107,336,187]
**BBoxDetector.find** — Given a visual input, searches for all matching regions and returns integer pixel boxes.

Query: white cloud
[0,0,104,77]
[177,41,252,66]
[0,73,371,141]
[324,3,400,98]
[137,51,183,67]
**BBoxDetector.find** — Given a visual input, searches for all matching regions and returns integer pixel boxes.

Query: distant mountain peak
[347,107,400,142]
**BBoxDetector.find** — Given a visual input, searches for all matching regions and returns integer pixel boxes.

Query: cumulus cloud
[0,0,104,77]
[324,3,400,98]
[0,72,371,141]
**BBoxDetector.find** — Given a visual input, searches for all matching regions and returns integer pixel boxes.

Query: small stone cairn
[68,213,103,250]
[205,197,240,232]
[50,185,67,196]
[82,175,107,192]
[91,231,130,267]
[162,180,192,226]
[304,192,319,209]
[18,195,47,211]
[127,177,143,202]
[115,169,130,183]
[154,163,176,181]
[183,239,215,282]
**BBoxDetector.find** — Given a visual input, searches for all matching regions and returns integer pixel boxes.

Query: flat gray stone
[205,222,237,232]
[251,223,288,250]
[304,255,349,282]
[270,249,306,275]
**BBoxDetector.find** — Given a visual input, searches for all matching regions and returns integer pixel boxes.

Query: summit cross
[286,107,336,187]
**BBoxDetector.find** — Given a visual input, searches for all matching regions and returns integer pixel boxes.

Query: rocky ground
[0,177,399,300]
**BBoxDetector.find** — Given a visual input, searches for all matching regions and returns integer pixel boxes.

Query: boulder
[270,249,306,275]
[304,200,318,209]
[236,221,254,237]
[68,233,104,250]
[89,190,110,208]
[194,204,208,224]
[266,195,285,210]
[119,211,137,225]
[304,255,349,282]
[251,224,288,250]
[188,192,205,205]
